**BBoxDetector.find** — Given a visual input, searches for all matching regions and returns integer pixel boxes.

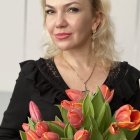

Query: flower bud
[109,123,120,134]
[67,108,84,128]
[26,130,39,140]
[74,129,90,140]
[22,123,30,132]
[29,101,42,122]
[61,100,82,111]
[42,132,60,140]
[35,121,49,137]
[100,84,114,103]
[65,89,85,101]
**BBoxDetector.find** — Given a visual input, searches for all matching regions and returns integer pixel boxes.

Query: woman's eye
[68,7,79,13]
[45,10,55,15]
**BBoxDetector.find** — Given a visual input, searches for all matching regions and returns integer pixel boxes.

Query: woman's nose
[55,13,68,28]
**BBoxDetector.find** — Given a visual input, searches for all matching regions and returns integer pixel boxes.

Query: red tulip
[109,104,140,134]
[35,121,49,137]
[61,100,82,110]
[29,101,42,122]
[26,130,39,140]
[22,123,30,131]
[74,129,90,140]
[67,108,84,128]
[100,84,114,102]
[52,121,65,128]
[42,132,60,140]
[65,89,85,101]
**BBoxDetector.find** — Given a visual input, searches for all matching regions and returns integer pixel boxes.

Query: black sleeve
[0,60,36,140]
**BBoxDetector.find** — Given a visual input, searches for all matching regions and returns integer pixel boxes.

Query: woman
[0,0,140,139]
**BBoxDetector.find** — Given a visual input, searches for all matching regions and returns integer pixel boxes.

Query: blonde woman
[0,0,140,139]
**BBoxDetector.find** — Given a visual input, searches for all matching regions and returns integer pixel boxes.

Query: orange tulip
[29,101,42,122]
[109,104,140,134]
[74,129,90,140]
[67,108,84,128]
[100,84,114,102]
[61,100,82,110]
[42,132,60,140]
[109,122,120,134]
[26,130,39,140]
[65,89,85,101]
[35,121,49,137]
[115,104,140,131]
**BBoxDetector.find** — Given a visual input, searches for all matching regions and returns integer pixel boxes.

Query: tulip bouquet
[20,85,140,140]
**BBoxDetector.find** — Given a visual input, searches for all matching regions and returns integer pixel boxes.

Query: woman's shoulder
[109,61,140,101]
[19,58,63,87]
[106,61,140,91]
[115,61,140,80]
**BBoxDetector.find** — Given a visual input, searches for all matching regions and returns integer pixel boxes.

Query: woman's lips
[54,33,72,40]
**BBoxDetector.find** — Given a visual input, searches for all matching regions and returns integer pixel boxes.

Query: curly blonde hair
[41,0,118,70]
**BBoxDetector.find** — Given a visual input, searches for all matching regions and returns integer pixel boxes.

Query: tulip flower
[65,89,85,101]
[61,100,82,111]
[74,129,90,140]
[26,130,39,140]
[109,104,140,134]
[67,108,84,128]
[100,84,114,102]
[42,132,60,140]
[29,101,42,122]
[35,121,49,137]
[115,104,140,131]
[22,123,30,132]
[109,122,120,134]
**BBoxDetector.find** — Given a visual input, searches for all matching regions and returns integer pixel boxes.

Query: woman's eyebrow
[45,1,80,9]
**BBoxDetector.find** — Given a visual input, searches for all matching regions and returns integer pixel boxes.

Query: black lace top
[0,58,140,140]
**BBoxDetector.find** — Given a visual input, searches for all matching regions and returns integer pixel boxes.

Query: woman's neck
[61,46,94,69]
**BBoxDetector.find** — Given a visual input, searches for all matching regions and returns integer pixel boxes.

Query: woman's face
[45,0,99,50]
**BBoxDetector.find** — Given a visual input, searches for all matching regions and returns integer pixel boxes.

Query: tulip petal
[65,89,85,101]
[29,101,42,122]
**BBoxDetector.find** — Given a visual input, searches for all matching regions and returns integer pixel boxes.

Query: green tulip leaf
[123,128,139,140]
[47,121,64,137]
[82,94,94,118]
[27,117,36,131]
[82,115,93,131]
[55,116,63,122]
[97,102,112,133]
[106,129,127,140]
[19,130,26,140]
[64,123,75,139]
[56,105,68,124]
[91,87,105,119]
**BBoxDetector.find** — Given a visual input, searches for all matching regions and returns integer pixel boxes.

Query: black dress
[0,58,140,140]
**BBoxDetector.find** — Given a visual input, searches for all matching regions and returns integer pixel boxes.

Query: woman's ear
[92,12,102,32]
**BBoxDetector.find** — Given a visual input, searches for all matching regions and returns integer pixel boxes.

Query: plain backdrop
[0,0,140,123]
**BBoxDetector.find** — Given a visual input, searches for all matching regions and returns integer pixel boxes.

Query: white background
[0,0,140,122]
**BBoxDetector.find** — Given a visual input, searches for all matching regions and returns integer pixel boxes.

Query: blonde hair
[41,0,118,70]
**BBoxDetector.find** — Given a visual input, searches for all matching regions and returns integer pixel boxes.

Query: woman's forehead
[45,0,90,7]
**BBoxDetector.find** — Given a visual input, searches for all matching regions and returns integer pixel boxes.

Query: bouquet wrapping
[20,85,140,140]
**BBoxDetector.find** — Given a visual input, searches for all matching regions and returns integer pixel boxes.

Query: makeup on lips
[54,33,72,40]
